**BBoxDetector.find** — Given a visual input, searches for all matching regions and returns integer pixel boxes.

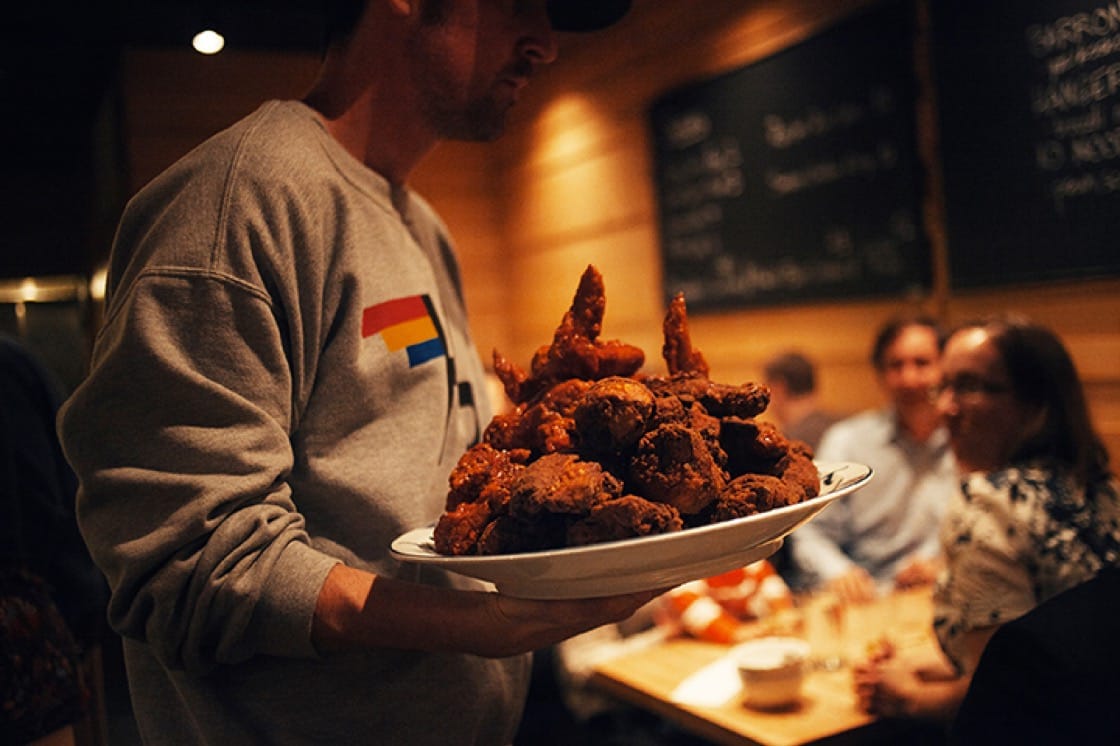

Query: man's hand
[826,567,877,603]
[312,563,667,658]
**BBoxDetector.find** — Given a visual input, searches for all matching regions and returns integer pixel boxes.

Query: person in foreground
[854,314,1120,726]
[790,315,957,601]
[1,336,109,744]
[57,2,651,744]
[949,565,1120,743]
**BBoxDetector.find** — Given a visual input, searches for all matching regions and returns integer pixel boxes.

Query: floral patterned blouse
[933,463,1120,672]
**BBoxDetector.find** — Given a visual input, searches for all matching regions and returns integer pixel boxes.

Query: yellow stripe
[381,316,437,351]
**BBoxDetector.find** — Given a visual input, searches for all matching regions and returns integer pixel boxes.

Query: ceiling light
[192,29,225,55]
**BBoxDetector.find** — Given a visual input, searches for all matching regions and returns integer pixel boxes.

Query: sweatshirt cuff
[252,541,340,659]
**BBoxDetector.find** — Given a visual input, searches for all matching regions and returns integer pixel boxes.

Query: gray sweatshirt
[59,100,529,745]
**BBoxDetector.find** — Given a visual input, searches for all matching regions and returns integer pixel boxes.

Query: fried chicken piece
[573,376,656,454]
[446,443,523,510]
[644,373,771,419]
[492,348,530,405]
[629,423,726,514]
[706,473,799,523]
[686,401,727,467]
[476,513,571,555]
[482,409,528,452]
[509,453,622,517]
[592,340,648,379]
[774,449,820,503]
[433,500,495,556]
[649,390,688,426]
[435,443,527,555]
[531,265,607,381]
[643,392,729,471]
[539,377,594,414]
[485,379,591,455]
[662,292,709,377]
[492,266,644,405]
[567,495,683,547]
[720,417,791,478]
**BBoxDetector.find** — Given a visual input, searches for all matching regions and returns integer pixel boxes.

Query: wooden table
[590,588,936,746]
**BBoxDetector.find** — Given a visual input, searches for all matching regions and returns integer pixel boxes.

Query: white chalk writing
[1022,2,1120,214]
[1026,2,1120,59]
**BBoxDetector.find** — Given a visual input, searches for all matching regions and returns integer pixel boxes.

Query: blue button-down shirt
[790,408,958,592]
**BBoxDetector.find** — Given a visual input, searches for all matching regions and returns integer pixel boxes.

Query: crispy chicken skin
[510,453,623,517]
[774,449,820,503]
[662,292,709,377]
[445,443,523,510]
[434,443,526,555]
[643,373,770,419]
[435,266,819,555]
[484,379,591,456]
[720,417,789,477]
[707,473,797,522]
[573,376,655,454]
[476,513,570,555]
[628,423,727,515]
[432,500,495,556]
[493,266,644,405]
[567,495,683,546]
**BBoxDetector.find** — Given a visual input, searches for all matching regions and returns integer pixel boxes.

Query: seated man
[790,316,957,601]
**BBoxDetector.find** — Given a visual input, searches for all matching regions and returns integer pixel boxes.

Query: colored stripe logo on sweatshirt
[361,295,446,367]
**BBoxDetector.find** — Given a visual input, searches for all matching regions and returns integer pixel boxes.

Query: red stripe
[362,296,429,337]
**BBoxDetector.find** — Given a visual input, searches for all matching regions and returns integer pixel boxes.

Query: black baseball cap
[547,0,631,32]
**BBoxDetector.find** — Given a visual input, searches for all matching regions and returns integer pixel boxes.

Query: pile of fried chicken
[433,266,819,556]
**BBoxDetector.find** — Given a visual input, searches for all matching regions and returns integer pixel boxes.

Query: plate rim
[390,460,872,566]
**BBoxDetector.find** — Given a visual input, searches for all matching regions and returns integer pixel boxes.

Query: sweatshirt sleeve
[59,269,338,671]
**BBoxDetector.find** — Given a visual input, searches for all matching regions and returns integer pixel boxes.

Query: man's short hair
[869,314,945,371]
[763,351,817,396]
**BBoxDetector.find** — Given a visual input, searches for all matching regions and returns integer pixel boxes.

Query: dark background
[932,0,1120,288]
[2,0,325,279]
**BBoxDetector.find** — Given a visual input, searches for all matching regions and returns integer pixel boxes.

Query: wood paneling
[411,142,510,360]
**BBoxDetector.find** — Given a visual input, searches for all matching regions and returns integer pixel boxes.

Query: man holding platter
[58,2,653,743]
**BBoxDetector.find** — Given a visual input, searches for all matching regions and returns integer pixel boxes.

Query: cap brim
[547,0,631,32]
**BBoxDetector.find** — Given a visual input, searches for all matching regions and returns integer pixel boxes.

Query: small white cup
[734,636,810,710]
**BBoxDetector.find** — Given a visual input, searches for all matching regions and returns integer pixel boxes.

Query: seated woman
[853,314,1120,724]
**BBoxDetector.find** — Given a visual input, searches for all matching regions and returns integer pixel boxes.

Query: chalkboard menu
[933,0,1120,287]
[649,0,928,311]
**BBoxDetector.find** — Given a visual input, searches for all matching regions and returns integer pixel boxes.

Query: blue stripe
[407,337,446,367]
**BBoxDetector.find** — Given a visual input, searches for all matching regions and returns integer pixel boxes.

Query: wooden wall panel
[411,142,510,359]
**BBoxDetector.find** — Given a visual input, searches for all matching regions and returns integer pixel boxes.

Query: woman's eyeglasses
[929,377,1012,402]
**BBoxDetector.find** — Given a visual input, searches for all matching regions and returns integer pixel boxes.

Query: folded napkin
[669,653,742,707]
